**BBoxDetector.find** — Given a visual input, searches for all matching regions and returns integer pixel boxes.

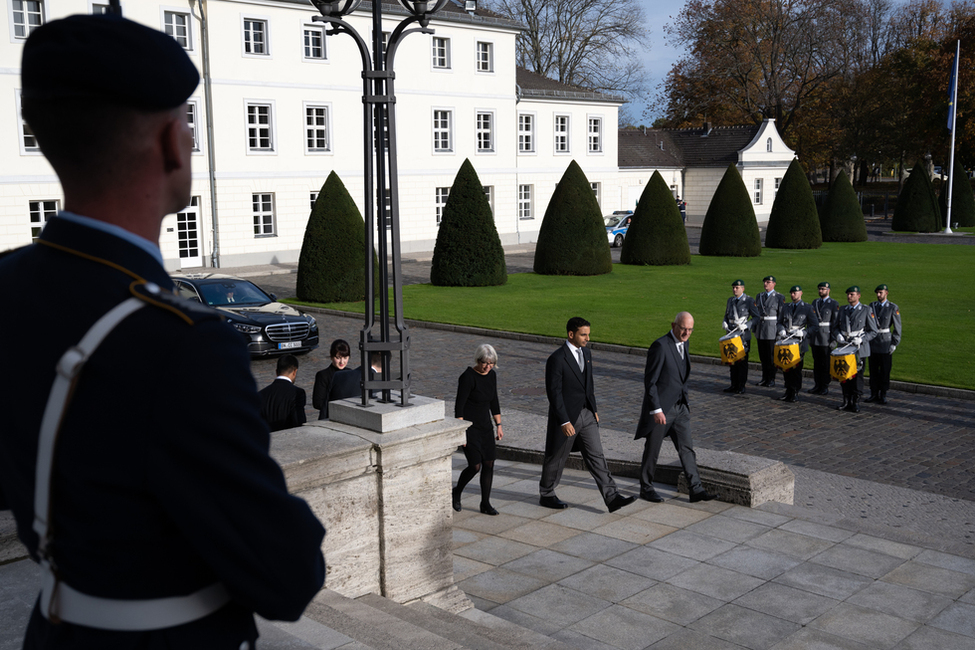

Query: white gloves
[890,345,896,354]
[835,334,846,344]
[852,336,863,346]
[794,329,805,340]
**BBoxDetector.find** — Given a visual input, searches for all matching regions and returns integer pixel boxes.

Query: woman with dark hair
[452,344,503,515]
[312,339,351,420]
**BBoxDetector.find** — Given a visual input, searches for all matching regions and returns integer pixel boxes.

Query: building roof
[284,1,522,30]
[618,124,762,169]
[516,67,625,104]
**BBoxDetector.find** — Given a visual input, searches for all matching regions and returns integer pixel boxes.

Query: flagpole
[945,39,960,234]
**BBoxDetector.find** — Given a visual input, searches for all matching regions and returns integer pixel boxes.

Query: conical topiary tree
[765,158,822,249]
[820,169,868,242]
[699,164,761,256]
[893,167,941,232]
[297,171,379,303]
[938,164,975,227]
[620,170,690,265]
[533,160,612,275]
[430,159,507,286]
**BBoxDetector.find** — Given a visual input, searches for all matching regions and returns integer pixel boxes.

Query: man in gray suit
[539,317,635,513]
[634,312,717,503]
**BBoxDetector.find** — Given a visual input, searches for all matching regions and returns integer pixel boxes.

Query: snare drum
[830,344,858,381]
[773,341,801,371]
[719,331,746,364]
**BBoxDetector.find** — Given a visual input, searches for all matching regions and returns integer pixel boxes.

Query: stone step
[305,588,464,650]
[257,613,375,649]
[408,599,578,650]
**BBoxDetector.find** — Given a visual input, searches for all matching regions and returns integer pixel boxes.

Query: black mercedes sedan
[171,274,319,357]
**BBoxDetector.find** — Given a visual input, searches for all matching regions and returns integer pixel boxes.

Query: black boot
[836,393,850,410]
[451,486,462,512]
[806,385,820,394]
[864,392,879,403]
[845,395,860,413]
[785,389,799,403]
[878,391,888,405]
[723,385,738,393]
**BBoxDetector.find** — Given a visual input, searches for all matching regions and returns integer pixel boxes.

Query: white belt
[877,328,890,333]
[818,322,830,327]
[34,295,230,630]
[762,316,776,320]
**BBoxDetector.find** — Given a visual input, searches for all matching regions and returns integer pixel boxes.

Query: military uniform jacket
[722,294,753,343]
[808,297,839,347]
[831,303,879,358]
[776,301,810,354]
[0,217,326,648]
[750,290,785,339]
[869,300,901,354]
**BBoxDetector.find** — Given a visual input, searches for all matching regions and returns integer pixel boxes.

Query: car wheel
[614,234,624,247]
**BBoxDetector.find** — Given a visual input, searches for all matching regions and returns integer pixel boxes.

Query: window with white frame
[253,193,275,236]
[303,25,326,60]
[518,185,533,220]
[588,117,602,153]
[754,178,763,204]
[590,182,600,207]
[17,92,38,154]
[476,41,493,72]
[554,115,569,153]
[774,177,782,197]
[766,137,773,152]
[305,105,330,153]
[432,36,450,68]
[243,18,268,55]
[186,101,200,152]
[91,3,109,14]
[476,111,494,153]
[12,1,43,39]
[435,187,449,224]
[310,191,318,211]
[518,113,534,153]
[246,103,274,152]
[433,110,452,152]
[164,10,191,49]
[482,186,494,215]
[29,199,57,242]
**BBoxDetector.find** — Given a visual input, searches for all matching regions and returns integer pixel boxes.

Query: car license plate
[278,341,301,350]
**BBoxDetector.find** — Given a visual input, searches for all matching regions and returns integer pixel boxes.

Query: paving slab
[881,561,975,598]
[691,603,801,649]
[498,520,583,547]
[557,564,656,603]
[455,568,549,605]
[845,580,952,624]
[646,627,750,649]
[666,563,765,601]
[770,627,874,650]
[892,625,975,650]
[503,584,611,629]
[648,530,738,561]
[807,603,919,648]
[807,544,908,579]
[927,601,975,638]
[500,549,594,583]
[569,604,680,650]
[547,532,638,563]
[451,535,537,565]
[683,514,772,543]
[746,528,837,560]
[604,545,702,581]
[731,582,839,625]
[620,583,724,626]
[708,546,803,580]
[913,549,975,576]
[773,562,874,600]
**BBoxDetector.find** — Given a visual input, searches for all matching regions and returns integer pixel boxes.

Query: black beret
[789,285,802,293]
[763,275,776,282]
[818,281,830,288]
[846,286,860,294]
[732,279,744,287]
[875,284,888,292]
[22,14,199,110]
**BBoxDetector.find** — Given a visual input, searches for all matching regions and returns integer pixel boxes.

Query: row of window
[754,178,783,205]
[10,2,495,74]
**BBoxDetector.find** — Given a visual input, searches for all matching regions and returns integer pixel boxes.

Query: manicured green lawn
[295,242,975,389]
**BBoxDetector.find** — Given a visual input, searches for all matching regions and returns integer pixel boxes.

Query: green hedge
[820,170,868,242]
[699,164,762,256]
[893,167,941,232]
[620,170,690,265]
[533,160,612,275]
[765,159,822,249]
[430,159,507,286]
[937,164,975,228]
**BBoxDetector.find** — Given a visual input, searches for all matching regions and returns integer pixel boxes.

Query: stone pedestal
[271,395,471,612]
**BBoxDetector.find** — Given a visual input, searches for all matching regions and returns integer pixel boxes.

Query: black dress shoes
[451,487,462,512]
[723,385,738,393]
[864,393,879,403]
[689,491,718,503]
[806,386,820,394]
[878,392,888,404]
[607,494,636,513]
[640,490,665,503]
[539,495,569,509]
[480,502,499,516]
[735,386,746,394]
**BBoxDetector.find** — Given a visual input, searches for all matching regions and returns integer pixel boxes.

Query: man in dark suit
[539,317,635,513]
[0,16,325,648]
[260,354,308,431]
[634,312,717,503]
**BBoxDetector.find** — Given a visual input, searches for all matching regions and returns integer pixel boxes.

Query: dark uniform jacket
[722,294,753,344]
[751,290,785,339]
[777,300,810,354]
[808,297,840,347]
[831,302,879,358]
[868,300,902,354]
[0,217,325,649]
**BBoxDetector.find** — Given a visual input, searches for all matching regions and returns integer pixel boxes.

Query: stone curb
[300,307,975,401]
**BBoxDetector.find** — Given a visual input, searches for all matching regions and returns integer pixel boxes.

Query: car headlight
[229,321,262,334]
[307,316,319,330]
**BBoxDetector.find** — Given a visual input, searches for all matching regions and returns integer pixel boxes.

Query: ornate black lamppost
[311,0,450,408]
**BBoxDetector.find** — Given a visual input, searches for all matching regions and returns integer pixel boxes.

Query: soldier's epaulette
[129,281,225,326]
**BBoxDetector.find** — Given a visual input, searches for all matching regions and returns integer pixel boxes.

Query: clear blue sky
[637,0,687,122]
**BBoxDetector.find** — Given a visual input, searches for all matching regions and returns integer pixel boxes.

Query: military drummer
[808,281,839,395]
[866,284,902,404]
[721,279,753,394]
[751,275,785,387]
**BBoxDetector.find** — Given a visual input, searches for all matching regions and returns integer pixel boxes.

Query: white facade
[0,0,626,270]
[735,119,796,225]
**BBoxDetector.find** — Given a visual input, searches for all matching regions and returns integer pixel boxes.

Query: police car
[605,211,633,247]
[172,274,319,357]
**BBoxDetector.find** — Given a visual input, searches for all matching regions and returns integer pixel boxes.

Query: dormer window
[766,137,773,152]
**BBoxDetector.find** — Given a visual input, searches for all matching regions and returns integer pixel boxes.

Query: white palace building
[1,0,796,271]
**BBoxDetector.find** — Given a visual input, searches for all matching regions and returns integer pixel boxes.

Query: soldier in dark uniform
[807,281,839,395]
[831,286,879,413]
[0,15,325,648]
[866,284,902,404]
[775,286,809,402]
[721,279,753,394]
[750,275,785,387]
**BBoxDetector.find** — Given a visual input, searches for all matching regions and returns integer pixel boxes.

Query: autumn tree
[483,0,649,95]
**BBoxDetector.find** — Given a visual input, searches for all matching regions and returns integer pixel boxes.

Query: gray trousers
[539,408,619,504]
[640,403,704,495]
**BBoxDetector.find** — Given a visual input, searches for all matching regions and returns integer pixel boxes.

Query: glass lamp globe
[312,0,363,17]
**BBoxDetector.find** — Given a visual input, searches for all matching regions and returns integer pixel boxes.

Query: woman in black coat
[311,339,350,420]
[452,344,503,515]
